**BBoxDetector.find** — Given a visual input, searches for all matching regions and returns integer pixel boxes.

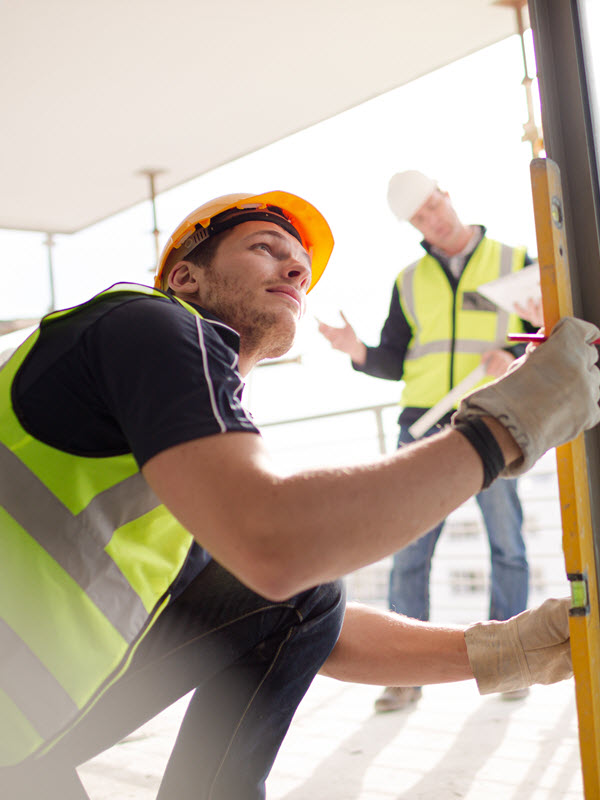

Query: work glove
[453,317,600,476]
[464,597,572,695]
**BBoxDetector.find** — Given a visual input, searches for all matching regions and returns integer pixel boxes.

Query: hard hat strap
[180,205,304,262]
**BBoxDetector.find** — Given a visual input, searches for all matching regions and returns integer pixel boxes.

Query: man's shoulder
[395,254,441,296]
[23,287,240,390]
[478,233,527,254]
[66,286,239,353]
[397,257,425,281]
[50,284,176,330]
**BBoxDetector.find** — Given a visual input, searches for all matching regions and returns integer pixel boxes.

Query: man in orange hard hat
[1,189,598,799]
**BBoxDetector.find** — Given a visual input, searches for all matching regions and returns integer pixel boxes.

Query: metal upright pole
[138,169,164,271]
[494,0,544,156]
[44,233,56,312]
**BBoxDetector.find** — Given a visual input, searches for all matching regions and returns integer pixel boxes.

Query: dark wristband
[451,417,506,489]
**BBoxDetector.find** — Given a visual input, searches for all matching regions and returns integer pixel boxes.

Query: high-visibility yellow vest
[398,238,527,409]
[0,284,200,766]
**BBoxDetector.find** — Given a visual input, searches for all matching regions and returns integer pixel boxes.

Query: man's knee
[291,579,346,658]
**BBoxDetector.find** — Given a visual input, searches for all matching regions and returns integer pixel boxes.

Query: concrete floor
[78,675,583,799]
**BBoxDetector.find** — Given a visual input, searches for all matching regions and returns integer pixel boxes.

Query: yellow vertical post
[531,157,600,795]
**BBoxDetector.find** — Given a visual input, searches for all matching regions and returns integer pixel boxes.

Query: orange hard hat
[154,191,334,293]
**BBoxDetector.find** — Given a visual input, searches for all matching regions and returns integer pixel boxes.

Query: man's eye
[254,242,271,252]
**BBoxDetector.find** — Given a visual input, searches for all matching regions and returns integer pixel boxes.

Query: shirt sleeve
[14,295,259,467]
[352,284,412,381]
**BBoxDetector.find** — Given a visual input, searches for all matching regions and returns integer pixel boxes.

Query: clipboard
[477,263,541,314]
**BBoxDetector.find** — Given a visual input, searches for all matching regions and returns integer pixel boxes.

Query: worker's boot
[374,686,422,713]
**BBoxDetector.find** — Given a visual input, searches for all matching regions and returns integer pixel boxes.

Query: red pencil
[507,332,600,345]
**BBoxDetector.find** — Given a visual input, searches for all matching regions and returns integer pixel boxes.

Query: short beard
[200,271,296,361]
[239,311,295,361]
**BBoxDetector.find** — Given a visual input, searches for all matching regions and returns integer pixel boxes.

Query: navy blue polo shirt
[12,288,260,595]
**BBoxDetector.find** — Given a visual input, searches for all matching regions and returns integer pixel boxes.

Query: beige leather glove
[464,597,572,695]
[453,317,600,476]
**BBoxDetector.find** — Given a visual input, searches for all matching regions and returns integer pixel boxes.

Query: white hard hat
[387,170,437,221]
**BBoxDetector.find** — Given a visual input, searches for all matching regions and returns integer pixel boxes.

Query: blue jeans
[1,561,345,800]
[388,424,528,623]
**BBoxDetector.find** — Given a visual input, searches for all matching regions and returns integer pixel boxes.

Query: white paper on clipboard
[407,363,486,440]
[477,263,541,314]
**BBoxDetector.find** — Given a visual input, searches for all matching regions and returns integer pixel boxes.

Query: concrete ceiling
[1,0,521,234]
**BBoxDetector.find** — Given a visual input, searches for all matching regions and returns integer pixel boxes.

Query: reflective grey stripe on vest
[399,262,419,335]
[0,441,159,641]
[0,620,78,739]
[405,339,451,360]
[406,338,501,360]
[407,336,513,362]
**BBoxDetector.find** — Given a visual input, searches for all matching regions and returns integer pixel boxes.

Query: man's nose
[421,209,437,226]
[284,257,312,291]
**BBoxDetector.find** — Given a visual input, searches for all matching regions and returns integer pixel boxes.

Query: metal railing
[259,401,396,457]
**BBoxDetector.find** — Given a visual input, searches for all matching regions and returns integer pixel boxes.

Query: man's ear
[167,261,200,296]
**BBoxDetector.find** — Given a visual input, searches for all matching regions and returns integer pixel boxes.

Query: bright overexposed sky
[0,32,543,427]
